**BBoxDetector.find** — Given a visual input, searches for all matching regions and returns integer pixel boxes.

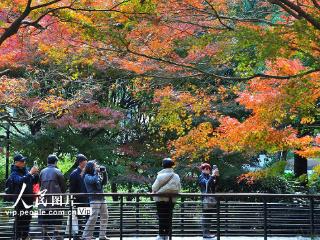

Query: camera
[212,165,219,176]
[97,165,106,173]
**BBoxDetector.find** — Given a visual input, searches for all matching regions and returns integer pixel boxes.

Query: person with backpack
[199,163,219,239]
[5,154,39,240]
[152,158,181,240]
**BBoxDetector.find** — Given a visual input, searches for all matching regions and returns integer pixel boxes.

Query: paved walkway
[107,237,316,240]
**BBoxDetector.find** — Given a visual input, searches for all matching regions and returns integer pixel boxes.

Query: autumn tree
[1,0,319,179]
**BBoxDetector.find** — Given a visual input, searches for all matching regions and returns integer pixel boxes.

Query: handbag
[203,179,217,209]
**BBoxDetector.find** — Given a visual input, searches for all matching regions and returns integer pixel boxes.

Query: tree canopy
[0,0,319,182]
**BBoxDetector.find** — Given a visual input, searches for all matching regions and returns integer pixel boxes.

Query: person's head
[47,154,59,165]
[76,154,88,169]
[200,163,211,175]
[162,158,175,169]
[14,154,27,168]
[84,160,96,175]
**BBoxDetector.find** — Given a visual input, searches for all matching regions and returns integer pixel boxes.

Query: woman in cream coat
[152,158,181,240]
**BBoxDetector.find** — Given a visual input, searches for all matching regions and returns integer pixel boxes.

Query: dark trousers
[14,207,32,240]
[202,208,214,236]
[156,201,174,236]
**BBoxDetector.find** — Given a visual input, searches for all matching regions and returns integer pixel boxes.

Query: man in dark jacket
[8,154,39,240]
[69,154,88,240]
[199,163,219,239]
[70,154,88,205]
[39,154,66,240]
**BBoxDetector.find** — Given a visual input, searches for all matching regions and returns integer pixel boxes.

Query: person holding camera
[199,163,219,239]
[82,160,109,240]
[6,154,39,240]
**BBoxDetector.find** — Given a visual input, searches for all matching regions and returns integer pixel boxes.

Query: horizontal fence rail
[0,193,319,239]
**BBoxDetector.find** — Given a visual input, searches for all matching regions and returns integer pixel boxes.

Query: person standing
[199,163,219,239]
[39,154,67,240]
[82,160,109,240]
[69,154,88,240]
[6,154,39,240]
[152,158,181,240]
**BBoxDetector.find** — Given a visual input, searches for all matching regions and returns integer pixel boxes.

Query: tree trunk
[127,182,133,201]
[294,153,307,178]
[281,150,288,161]
[111,182,118,201]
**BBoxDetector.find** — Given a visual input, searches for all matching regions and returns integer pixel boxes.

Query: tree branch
[269,0,320,29]
[311,0,320,10]
[204,0,234,30]
[0,69,10,76]
[92,42,320,81]
[0,0,33,45]
[30,0,61,10]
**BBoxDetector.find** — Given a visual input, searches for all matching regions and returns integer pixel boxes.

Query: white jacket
[152,168,181,202]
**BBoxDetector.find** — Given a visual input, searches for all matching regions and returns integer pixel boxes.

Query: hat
[76,154,88,165]
[162,158,175,168]
[47,154,59,164]
[200,163,211,170]
[14,154,27,162]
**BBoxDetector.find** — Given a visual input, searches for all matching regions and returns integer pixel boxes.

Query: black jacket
[69,167,88,204]
[9,165,39,205]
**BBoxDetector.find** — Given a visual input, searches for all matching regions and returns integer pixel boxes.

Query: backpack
[4,176,14,202]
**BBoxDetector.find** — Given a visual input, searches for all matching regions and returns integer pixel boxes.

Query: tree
[163,59,319,176]
[1,0,319,178]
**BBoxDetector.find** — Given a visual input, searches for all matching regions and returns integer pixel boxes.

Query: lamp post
[5,123,10,179]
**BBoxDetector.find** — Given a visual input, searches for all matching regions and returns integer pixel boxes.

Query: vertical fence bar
[14,214,17,240]
[263,197,267,240]
[5,124,10,179]
[225,199,228,235]
[120,195,123,240]
[310,196,314,237]
[136,195,140,236]
[169,196,173,240]
[180,196,185,235]
[217,198,220,240]
[68,195,72,240]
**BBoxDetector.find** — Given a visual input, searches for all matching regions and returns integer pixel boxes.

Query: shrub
[237,161,293,193]
[308,165,320,193]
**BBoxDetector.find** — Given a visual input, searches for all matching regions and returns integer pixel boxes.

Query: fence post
[136,195,140,236]
[217,198,220,240]
[263,197,267,240]
[225,199,228,235]
[14,214,17,240]
[68,195,73,240]
[181,196,185,235]
[310,196,314,237]
[169,196,173,240]
[120,195,123,240]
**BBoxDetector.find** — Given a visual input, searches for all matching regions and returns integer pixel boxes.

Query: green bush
[237,161,294,194]
[308,165,320,193]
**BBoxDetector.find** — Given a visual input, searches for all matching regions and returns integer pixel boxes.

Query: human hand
[212,168,219,177]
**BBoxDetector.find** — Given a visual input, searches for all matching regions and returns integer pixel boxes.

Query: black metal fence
[0,193,320,239]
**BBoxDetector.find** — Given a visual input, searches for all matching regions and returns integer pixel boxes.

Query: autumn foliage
[0,0,319,164]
